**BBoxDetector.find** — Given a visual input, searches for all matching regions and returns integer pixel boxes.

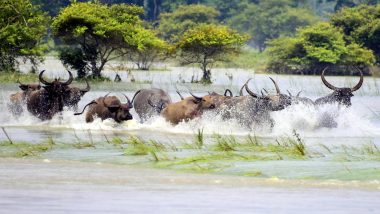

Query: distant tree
[176,24,248,83]
[228,0,318,51]
[331,4,380,63]
[0,0,49,72]
[52,2,147,78]
[157,4,219,43]
[266,22,375,75]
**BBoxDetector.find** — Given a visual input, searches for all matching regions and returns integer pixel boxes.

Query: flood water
[0,58,380,213]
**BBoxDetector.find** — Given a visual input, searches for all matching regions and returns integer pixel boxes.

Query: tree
[331,4,380,63]
[127,28,170,70]
[157,4,219,43]
[228,0,318,52]
[266,22,375,75]
[0,0,49,72]
[176,24,248,83]
[52,2,146,78]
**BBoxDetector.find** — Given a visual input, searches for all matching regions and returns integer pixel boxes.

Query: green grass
[0,72,39,83]
[1,131,379,178]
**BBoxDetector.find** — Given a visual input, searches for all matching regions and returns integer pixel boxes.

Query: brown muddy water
[0,59,379,213]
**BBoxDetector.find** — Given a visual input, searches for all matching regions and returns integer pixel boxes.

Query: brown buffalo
[75,94,134,123]
[160,94,205,125]
[26,70,73,120]
[8,81,41,115]
[315,67,363,106]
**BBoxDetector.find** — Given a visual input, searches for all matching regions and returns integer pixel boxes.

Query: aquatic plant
[194,128,204,149]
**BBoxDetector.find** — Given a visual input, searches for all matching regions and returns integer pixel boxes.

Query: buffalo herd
[8,68,364,130]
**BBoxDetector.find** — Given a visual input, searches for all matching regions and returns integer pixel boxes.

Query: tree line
[1,0,379,83]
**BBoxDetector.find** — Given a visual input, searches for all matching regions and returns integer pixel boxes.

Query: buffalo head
[315,67,363,106]
[245,77,292,111]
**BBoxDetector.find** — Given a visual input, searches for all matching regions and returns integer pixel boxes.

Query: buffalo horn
[176,91,184,100]
[269,77,281,94]
[190,92,202,101]
[39,70,51,85]
[351,66,364,92]
[123,93,132,108]
[224,89,233,97]
[63,70,73,85]
[244,79,259,98]
[321,67,338,91]
[130,90,141,104]
[74,101,97,115]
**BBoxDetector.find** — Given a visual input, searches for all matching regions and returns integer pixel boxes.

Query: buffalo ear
[19,85,28,91]
[107,105,119,113]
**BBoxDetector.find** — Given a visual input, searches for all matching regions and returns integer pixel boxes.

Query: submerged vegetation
[1,129,379,179]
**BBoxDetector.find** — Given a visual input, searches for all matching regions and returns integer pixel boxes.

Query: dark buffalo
[315,67,363,106]
[209,78,291,129]
[8,81,41,115]
[133,88,172,122]
[63,79,90,110]
[26,70,73,120]
[286,90,314,105]
[75,94,135,123]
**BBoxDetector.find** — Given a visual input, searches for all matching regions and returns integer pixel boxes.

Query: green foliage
[228,0,318,51]
[331,4,380,63]
[157,4,219,43]
[176,24,248,83]
[127,27,170,70]
[0,0,49,72]
[266,22,375,74]
[52,2,145,78]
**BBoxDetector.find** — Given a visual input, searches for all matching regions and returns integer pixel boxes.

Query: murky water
[1,58,380,213]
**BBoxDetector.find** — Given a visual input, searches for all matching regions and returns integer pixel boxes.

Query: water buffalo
[26,70,73,120]
[63,79,90,110]
[210,78,292,130]
[287,90,314,105]
[8,81,41,115]
[133,88,172,122]
[75,94,134,123]
[315,67,363,106]
[160,94,206,125]
[202,89,234,109]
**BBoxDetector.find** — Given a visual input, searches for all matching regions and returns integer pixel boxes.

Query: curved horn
[130,90,141,104]
[190,92,202,101]
[63,70,73,85]
[287,90,292,97]
[39,70,51,85]
[244,79,259,98]
[224,89,233,97]
[123,93,132,108]
[351,66,364,92]
[74,101,97,116]
[269,77,281,94]
[81,79,90,92]
[296,91,302,97]
[321,67,338,91]
[239,78,252,96]
[176,91,184,100]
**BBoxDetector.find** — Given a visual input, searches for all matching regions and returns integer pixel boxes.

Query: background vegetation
[1,0,379,82]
